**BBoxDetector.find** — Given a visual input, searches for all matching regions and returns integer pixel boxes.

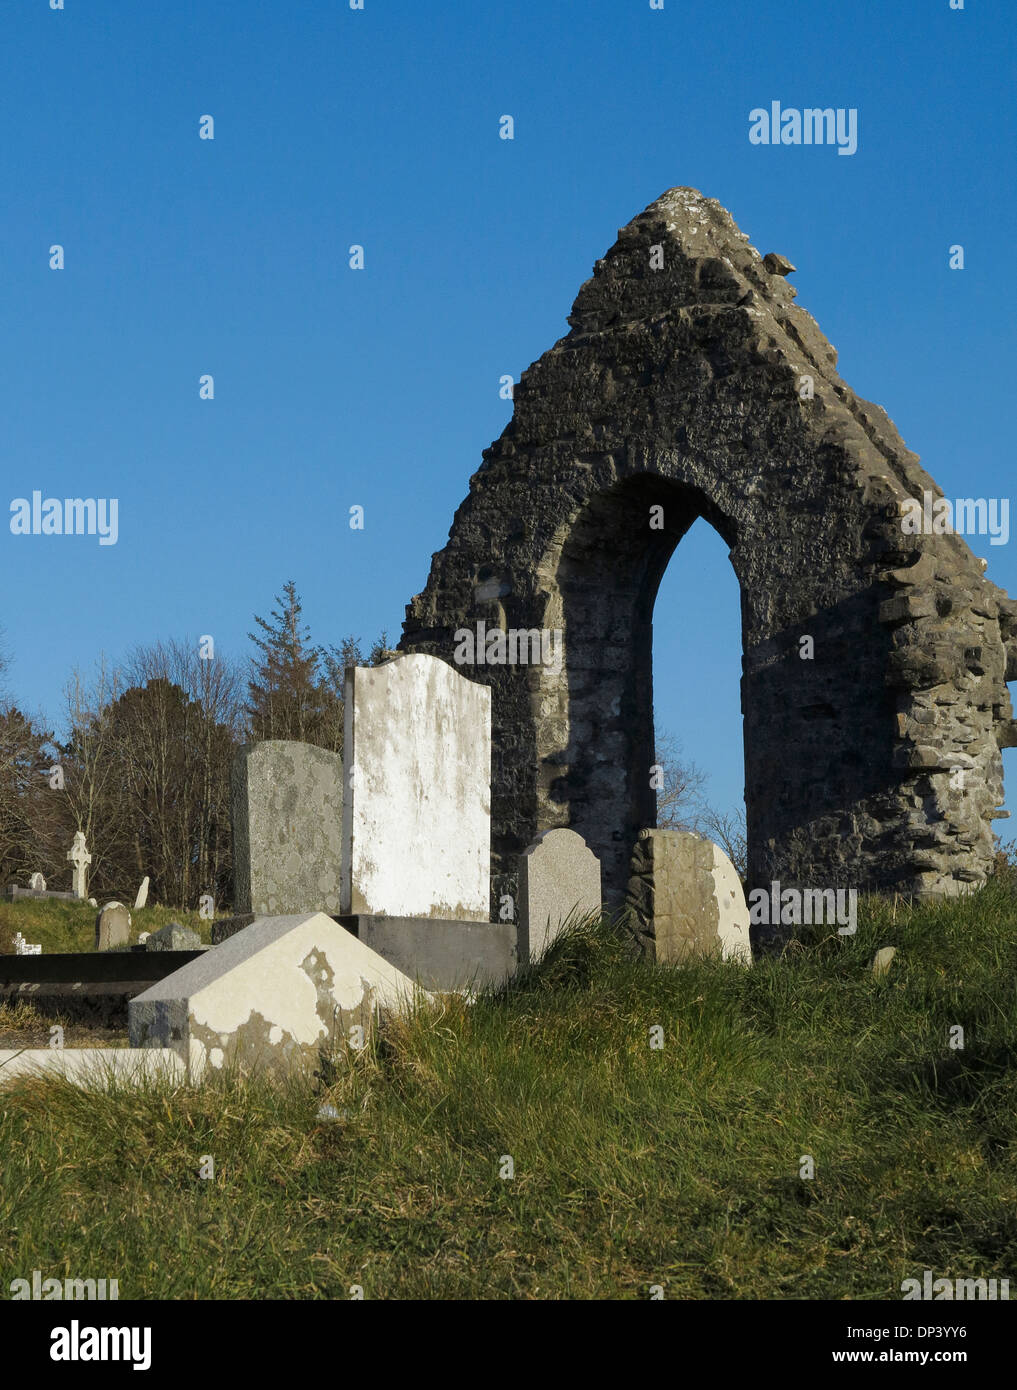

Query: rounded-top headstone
[519,827,602,962]
[94,901,132,951]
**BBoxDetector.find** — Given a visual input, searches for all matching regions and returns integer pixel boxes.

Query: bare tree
[654,726,747,878]
[116,640,244,907]
[690,804,748,880]
[653,729,708,830]
[54,658,131,890]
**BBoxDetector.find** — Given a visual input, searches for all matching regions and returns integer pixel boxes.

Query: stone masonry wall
[400,188,1017,912]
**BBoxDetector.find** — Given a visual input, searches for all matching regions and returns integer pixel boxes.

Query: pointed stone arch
[401,188,1017,912]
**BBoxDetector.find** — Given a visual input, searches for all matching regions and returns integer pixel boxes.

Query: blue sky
[2,0,1015,830]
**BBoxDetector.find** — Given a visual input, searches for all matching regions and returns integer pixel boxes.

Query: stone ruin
[400,186,1016,911]
[9,188,1015,1090]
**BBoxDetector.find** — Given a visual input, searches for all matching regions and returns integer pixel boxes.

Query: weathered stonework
[146,921,203,952]
[626,829,752,964]
[401,187,1016,910]
[231,740,344,916]
[129,913,428,1077]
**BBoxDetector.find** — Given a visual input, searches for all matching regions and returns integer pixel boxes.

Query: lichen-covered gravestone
[518,828,602,962]
[626,830,751,964]
[231,741,344,916]
[94,902,131,951]
[341,653,491,920]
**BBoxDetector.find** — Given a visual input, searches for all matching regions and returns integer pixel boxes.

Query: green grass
[1,885,1016,1299]
[0,897,218,954]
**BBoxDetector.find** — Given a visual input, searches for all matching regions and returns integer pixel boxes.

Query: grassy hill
[1,885,1016,1299]
[0,896,216,955]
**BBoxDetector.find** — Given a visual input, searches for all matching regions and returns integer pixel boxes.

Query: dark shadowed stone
[211,914,255,944]
[763,252,796,276]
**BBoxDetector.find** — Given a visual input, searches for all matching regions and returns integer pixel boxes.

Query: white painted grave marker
[341,654,491,920]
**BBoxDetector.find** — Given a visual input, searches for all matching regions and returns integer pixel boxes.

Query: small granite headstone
[146,921,202,952]
[518,828,602,962]
[94,901,131,951]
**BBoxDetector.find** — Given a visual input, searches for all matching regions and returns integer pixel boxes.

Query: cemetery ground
[1,887,1016,1299]
[0,900,214,1048]
[0,898,213,958]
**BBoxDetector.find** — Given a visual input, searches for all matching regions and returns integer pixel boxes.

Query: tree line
[0,582,389,909]
[0,581,746,911]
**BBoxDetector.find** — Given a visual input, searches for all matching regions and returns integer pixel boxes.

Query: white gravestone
[134,876,150,910]
[66,831,92,899]
[518,828,602,961]
[29,872,46,892]
[341,653,491,920]
[14,932,42,955]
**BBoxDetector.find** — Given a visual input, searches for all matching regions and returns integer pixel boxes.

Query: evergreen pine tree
[246,581,329,744]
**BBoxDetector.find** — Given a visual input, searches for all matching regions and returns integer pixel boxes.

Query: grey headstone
[626,830,751,964]
[518,828,602,962]
[341,654,491,920]
[94,901,131,951]
[146,921,202,952]
[232,741,344,916]
[133,876,150,910]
